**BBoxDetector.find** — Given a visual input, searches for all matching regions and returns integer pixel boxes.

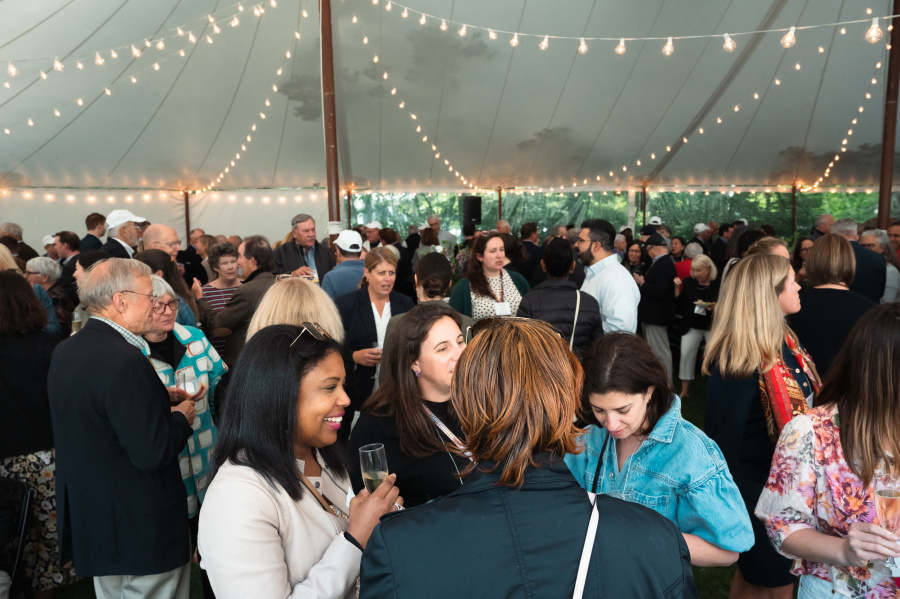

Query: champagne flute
[359,443,389,494]
[875,474,900,582]
[371,341,382,380]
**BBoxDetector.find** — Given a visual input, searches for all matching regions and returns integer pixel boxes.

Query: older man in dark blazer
[48,258,197,598]
[193,235,276,367]
[273,214,335,280]
[833,218,886,303]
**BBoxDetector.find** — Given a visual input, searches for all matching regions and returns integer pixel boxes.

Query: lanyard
[422,406,473,461]
[488,271,505,304]
[300,475,348,521]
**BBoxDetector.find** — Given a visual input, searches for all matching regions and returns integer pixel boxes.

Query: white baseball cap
[106,209,146,230]
[365,221,383,229]
[334,230,363,252]
[42,234,56,246]
[648,216,662,225]
[693,223,710,234]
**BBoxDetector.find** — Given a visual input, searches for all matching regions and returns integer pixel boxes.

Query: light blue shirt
[580,253,640,333]
[302,245,318,278]
[321,260,366,300]
[564,396,754,552]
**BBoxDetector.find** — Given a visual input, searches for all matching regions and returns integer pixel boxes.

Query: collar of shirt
[93,316,150,356]
[585,253,620,278]
[647,395,682,444]
[112,237,135,257]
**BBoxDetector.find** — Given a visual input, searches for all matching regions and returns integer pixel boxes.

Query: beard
[578,247,594,266]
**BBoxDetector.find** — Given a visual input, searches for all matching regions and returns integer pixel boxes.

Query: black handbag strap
[589,434,611,494]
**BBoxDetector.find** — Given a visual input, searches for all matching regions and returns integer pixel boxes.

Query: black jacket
[849,240,887,303]
[516,280,603,357]
[99,238,131,259]
[711,237,729,273]
[80,233,103,252]
[47,319,192,576]
[335,288,414,403]
[360,457,698,598]
[273,240,335,279]
[638,255,677,327]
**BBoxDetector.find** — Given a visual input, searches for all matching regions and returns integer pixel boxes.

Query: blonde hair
[360,246,398,288]
[746,236,788,257]
[246,278,345,343]
[689,254,717,281]
[0,245,18,270]
[702,253,795,378]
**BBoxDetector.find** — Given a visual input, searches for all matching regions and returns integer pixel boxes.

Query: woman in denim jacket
[565,332,753,566]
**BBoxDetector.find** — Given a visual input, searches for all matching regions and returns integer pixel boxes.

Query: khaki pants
[93,562,191,599]
[642,323,673,382]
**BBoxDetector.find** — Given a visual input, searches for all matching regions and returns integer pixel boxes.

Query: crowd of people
[2,208,900,599]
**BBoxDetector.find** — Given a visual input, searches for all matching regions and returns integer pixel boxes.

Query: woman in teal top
[564,332,753,567]
[449,232,530,321]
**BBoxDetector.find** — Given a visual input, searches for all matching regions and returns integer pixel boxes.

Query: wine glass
[875,474,900,577]
[359,443,389,494]
[177,370,200,395]
[371,341,382,380]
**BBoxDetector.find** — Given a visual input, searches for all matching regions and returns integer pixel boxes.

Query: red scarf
[758,335,822,442]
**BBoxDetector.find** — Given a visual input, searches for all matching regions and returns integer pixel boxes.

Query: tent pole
[791,184,797,240]
[346,189,352,229]
[183,191,191,241]
[320,0,341,228]
[641,184,648,224]
[878,0,900,229]
[497,187,502,222]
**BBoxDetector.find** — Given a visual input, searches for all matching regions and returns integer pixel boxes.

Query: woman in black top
[787,234,876,379]
[0,271,76,593]
[674,254,719,398]
[622,240,646,276]
[347,302,468,507]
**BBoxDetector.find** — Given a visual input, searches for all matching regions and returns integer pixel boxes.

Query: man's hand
[171,399,196,424]
[191,278,204,300]
[291,266,315,278]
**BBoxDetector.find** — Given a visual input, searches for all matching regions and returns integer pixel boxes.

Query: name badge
[495,301,512,316]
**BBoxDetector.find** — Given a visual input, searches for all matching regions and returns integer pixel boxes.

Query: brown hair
[806,233,855,287]
[746,236,788,257]
[85,212,106,230]
[466,232,504,297]
[359,247,398,288]
[196,234,218,255]
[363,303,463,457]
[0,271,47,336]
[816,304,900,485]
[420,227,439,247]
[379,228,400,246]
[581,333,673,431]
[416,252,452,298]
[452,318,583,487]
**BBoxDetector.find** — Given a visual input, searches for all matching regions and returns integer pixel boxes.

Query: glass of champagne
[359,443,389,494]
[875,474,900,582]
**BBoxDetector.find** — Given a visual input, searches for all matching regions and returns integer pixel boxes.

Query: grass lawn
[53,376,746,599]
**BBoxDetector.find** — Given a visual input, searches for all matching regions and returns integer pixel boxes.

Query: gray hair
[427,214,440,224]
[614,234,625,244]
[832,218,859,238]
[684,242,704,259]
[78,258,151,314]
[150,274,175,299]
[291,213,314,228]
[815,214,834,228]
[26,257,62,283]
[0,222,22,237]
[551,225,568,237]
[860,229,889,248]
[106,224,124,239]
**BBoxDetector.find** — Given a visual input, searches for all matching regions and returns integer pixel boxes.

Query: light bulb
[351,15,357,23]
[156,40,165,50]
[866,18,883,43]
[662,37,674,56]
[723,33,736,52]
[54,58,63,71]
[488,29,496,40]
[459,24,467,36]
[7,63,15,77]
[419,14,426,25]
[385,2,391,10]
[578,37,588,54]
[781,26,796,48]
[232,17,240,26]
[401,7,408,17]
[177,27,184,35]
[95,52,104,65]
[76,61,83,69]
[510,33,519,47]
[131,45,142,57]
[615,38,626,55]
[110,49,117,58]
[539,35,549,50]
[440,19,447,31]
[40,70,47,79]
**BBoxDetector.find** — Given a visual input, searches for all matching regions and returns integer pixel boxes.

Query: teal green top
[448,270,530,318]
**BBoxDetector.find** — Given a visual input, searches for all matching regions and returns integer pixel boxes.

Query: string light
[866,18,883,43]
[7,63,16,77]
[510,33,519,47]
[95,52,105,66]
[440,19,447,31]
[662,37,674,56]
[723,33,736,52]
[781,26,796,48]
[458,24,467,36]
[615,38,626,55]
[578,37,588,54]
[539,35,549,50]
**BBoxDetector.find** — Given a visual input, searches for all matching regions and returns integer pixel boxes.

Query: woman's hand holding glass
[840,522,900,567]
[346,473,402,550]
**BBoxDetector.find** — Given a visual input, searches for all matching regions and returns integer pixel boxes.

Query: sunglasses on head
[290,321,331,347]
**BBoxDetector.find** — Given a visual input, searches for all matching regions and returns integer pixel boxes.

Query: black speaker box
[462,195,482,225]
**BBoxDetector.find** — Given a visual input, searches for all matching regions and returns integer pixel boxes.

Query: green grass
[52,376,739,599]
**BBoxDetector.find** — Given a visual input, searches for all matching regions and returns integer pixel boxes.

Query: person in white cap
[100,209,146,258]
[321,231,367,301]
[43,234,60,260]
[648,216,662,226]
[689,223,712,256]
[363,221,382,251]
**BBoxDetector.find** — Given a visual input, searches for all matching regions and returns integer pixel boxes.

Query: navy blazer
[48,319,192,576]
[361,456,697,598]
[849,240,887,303]
[335,288,413,402]
[99,238,130,259]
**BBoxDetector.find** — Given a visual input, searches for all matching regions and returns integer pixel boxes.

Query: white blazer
[199,457,361,599]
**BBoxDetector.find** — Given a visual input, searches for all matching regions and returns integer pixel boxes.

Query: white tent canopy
[0,0,898,245]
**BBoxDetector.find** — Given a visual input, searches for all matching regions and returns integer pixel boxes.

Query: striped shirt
[200,284,239,357]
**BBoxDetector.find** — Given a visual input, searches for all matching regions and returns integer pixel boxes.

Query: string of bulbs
[359,1,894,55]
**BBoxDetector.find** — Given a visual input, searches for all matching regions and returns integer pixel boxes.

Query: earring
[413,370,420,378]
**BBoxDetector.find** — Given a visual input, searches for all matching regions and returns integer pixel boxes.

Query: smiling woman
[199,324,400,599]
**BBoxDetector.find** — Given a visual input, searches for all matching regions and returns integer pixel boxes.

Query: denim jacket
[564,396,754,552]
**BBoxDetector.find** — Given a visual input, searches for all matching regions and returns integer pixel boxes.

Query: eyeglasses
[861,242,878,249]
[152,298,180,314]
[121,290,159,302]
[290,321,331,347]
[160,240,182,249]
[24,270,39,276]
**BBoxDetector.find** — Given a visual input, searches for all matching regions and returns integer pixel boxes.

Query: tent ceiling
[0,0,896,192]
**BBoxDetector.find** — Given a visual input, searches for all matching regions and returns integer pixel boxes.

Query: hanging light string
[366,1,894,53]
[1,1,284,137]
[350,7,478,191]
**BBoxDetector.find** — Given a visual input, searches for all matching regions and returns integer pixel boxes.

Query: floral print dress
[756,405,898,598]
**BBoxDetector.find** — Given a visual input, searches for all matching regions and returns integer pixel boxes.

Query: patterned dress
[756,405,899,597]
[200,284,238,360]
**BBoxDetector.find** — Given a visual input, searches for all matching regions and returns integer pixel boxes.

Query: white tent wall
[0,188,331,251]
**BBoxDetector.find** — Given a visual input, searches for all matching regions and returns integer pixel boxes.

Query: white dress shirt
[580,253,640,334]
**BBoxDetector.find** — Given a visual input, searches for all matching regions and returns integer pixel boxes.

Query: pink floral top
[755,405,898,598]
